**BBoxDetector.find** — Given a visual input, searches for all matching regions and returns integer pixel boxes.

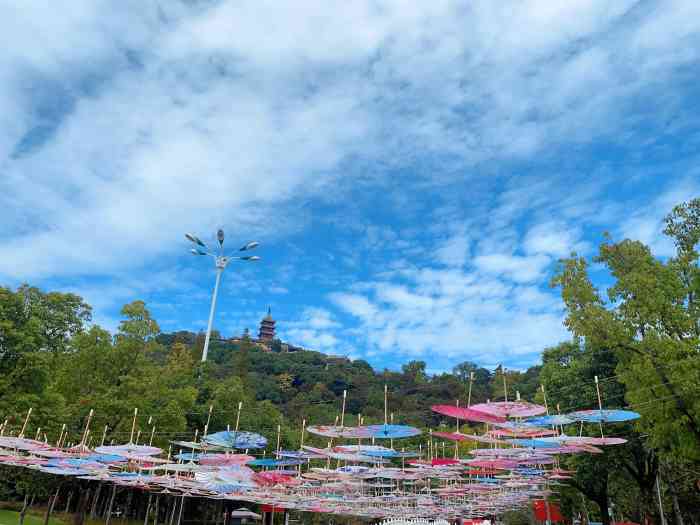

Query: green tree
[552,198,700,462]
[540,340,660,524]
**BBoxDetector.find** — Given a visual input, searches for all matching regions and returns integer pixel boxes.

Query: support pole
[176,496,185,525]
[144,493,153,525]
[90,484,102,518]
[105,485,117,525]
[153,496,160,525]
[44,488,59,525]
[202,266,223,362]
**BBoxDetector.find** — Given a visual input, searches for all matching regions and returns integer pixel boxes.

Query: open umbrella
[230,508,262,520]
[568,409,640,423]
[306,425,372,439]
[431,405,506,424]
[360,424,421,439]
[203,431,268,449]
[94,444,162,456]
[199,454,255,466]
[469,401,546,418]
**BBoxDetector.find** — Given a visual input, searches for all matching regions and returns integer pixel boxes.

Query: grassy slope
[0,510,63,525]
[0,509,141,525]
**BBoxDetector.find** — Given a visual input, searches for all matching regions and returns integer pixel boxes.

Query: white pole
[202,265,223,362]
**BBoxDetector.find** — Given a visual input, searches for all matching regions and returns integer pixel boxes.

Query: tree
[0,285,90,436]
[117,301,160,342]
[0,285,90,366]
[401,360,427,384]
[540,340,660,524]
[552,199,700,463]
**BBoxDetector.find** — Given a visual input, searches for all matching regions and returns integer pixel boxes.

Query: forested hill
[156,330,542,428]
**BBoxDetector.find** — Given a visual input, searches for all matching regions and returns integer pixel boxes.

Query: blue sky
[1,1,699,373]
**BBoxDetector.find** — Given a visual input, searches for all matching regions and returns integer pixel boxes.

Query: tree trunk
[124,490,133,522]
[670,488,684,525]
[594,495,611,525]
[105,485,117,525]
[73,486,91,525]
[19,494,29,525]
[215,501,222,525]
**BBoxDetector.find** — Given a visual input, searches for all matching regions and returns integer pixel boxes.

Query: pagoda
[258,307,276,342]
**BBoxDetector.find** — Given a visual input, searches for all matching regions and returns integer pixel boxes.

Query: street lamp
[186,229,260,362]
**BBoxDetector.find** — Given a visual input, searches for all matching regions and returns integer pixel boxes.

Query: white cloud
[282,307,343,352]
[473,253,551,283]
[435,230,470,267]
[618,176,700,257]
[1,0,699,284]
[330,265,568,367]
[523,222,587,258]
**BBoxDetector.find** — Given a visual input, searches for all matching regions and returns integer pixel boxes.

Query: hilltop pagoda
[258,307,276,341]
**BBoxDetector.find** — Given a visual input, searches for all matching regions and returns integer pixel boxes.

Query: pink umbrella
[0,437,49,451]
[306,425,372,439]
[199,454,254,466]
[31,449,73,458]
[463,459,519,469]
[566,436,627,446]
[431,405,506,423]
[254,471,298,486]
[469,401,546,418]
[487,428,556,438]
[431,458,460,466]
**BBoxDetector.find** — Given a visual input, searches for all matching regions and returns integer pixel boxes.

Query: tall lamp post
[186,229,260,362]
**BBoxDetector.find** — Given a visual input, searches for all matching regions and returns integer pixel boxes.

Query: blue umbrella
[523,415,576,426]
[361,424,421,439]
[203,431,268,449]
[569,409,640,423]
[174,452,201,461]
[86,454,128,464]
[506,439,560,448]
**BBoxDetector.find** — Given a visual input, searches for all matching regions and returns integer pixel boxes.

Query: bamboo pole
[235,402,243,433]
[339,390,347,430]
[44,487,59,525]
[129,408,138,444]
[19,408,32,439]
[153,495,160,525]
[176,496,185,525]
[104,484,117,525]
[81,409,94,446]
[594,376,605,438]
[90,484,102,519]
[143,493,153,525]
